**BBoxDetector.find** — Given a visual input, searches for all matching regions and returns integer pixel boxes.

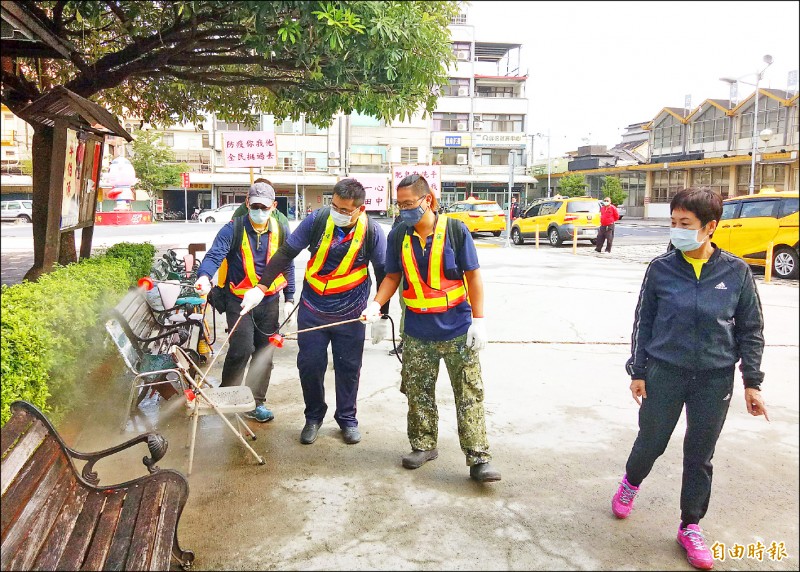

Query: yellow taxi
[447,197,506,236]
[511,195,601,246]
[715,188,799,279]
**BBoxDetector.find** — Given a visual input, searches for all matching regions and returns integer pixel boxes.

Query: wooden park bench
[0,401,194,570]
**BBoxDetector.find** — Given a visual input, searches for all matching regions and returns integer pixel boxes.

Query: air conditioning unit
[473,121,484,131]
[328,159,340,167]
[456,122,468,131]
[456,154,468,165]
[328,151,340,159]
[457,87,469,97]
[456,50,470,61]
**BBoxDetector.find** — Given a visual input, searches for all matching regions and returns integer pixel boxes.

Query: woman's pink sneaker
[611,474,639,518]
[676,524,714,570]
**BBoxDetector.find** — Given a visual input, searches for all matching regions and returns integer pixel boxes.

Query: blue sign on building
[444,136,462,147]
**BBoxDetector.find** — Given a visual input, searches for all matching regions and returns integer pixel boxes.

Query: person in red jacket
[596,197,620,253]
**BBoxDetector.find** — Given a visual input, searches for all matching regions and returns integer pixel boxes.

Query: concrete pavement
[48,242,799,571]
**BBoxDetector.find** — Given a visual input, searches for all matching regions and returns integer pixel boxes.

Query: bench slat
[124,480,166,570]
[1,420,49,496]
[1,438,60,540]
[8,469,76,571]
[102,485,144,571]
[149,479,184,571]
[31,482,89,570]
[0,455,69,570]
[0,409,33,459]
[54,491,105,571]
[80,493,125,571]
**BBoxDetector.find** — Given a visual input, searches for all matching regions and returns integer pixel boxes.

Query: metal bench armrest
[66,432,170,485]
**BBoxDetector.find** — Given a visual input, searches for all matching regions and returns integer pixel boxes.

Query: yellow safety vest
[304,212,369,295]
[219,217,287,297]
[401,214,467,313]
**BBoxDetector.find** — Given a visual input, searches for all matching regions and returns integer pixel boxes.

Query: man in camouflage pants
[362,174,500,482]
[400,336,490,467]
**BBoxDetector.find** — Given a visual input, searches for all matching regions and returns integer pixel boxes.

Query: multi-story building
[0,103,33,199]
[547,88,799,218]
[117,6,534,217]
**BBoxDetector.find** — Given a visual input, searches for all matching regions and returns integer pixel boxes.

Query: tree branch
[104,0,130,26]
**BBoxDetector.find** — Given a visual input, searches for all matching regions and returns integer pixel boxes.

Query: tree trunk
[23,125,77,282]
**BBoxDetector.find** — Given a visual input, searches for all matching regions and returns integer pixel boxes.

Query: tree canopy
[558,173,588,198]
[601,176,628,206]
[2,1,460,126]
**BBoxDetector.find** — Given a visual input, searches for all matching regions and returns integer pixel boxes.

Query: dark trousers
[220,290,279,404]
[596,224,615,252]
[625,359,734,525]
[296,302,365,428]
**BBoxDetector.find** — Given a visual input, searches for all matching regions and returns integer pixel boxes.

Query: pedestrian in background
[241,178,388,446]
[510,197,521,220]
[595,197,619,253]
[612,187,767,570]
[362,174,500,483]
[194,182,296,423]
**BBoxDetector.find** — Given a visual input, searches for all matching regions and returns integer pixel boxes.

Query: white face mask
[670,227,707,251]
[331,210,355,227]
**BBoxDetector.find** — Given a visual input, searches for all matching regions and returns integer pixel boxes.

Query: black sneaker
[389,341,404,356]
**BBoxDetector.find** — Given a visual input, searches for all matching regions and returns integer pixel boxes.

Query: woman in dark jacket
[611,187,768,571]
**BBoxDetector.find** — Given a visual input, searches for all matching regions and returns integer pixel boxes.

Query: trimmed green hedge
[1,242,156,425]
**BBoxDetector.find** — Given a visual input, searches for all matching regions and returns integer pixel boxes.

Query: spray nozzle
[138,276,155,290]
[268,333,285,348]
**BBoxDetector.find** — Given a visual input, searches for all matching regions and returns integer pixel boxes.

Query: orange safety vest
[304,212,369,295]
[219,217,287,297]
[401,214,467,313]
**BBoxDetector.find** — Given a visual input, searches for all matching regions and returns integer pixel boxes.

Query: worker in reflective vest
[195,182,295,424]
[361,174,501,483]
[241,178,388,446]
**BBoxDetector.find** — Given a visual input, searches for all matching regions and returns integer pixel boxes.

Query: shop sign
[391,165,441,198]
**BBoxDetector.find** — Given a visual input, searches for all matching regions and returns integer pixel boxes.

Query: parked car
[511,195,601,246]
[715,188,799,279]
[446,198,506,236]
[199,203,241,224]
[1,199,33,223]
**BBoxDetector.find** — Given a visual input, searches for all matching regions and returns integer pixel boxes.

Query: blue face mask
[670,227,706,251]
[249,208,270,225]
[399,201,428,226]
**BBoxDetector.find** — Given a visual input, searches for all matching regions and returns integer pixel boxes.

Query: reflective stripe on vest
[401,214,467,313]
[304,212,369,295]
[227,217,287,297]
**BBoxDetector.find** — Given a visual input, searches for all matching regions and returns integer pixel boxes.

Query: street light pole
[505,150,514,248]
[720,54,773,195]
[546,129,552,197]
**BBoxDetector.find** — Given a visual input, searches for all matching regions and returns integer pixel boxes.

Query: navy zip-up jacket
[625,245,765,387]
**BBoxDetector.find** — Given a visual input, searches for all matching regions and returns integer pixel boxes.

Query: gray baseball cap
[248,182,276,205]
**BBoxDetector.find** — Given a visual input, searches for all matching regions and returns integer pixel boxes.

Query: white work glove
[194,275,212,296]
[283,299,298,330]
[240,287,265,315]
[465,317,487,352]
[371,319,388,345]
[359,300,382,323]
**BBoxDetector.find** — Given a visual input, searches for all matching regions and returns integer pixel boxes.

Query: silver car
[1,199,33,223]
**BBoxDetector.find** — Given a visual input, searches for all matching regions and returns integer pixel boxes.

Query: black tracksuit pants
[595,224,615,252]
[625,359,735,525]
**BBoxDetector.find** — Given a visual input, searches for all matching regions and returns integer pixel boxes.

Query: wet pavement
[31,242,799,571]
